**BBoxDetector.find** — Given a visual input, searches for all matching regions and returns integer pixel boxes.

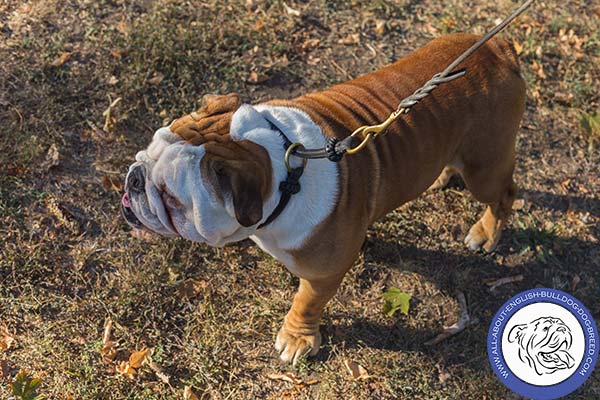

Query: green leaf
[382,287,411,317]
[10,371,44,400]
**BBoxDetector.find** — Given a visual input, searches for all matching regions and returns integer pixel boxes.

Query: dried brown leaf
[129,348,151,368]
[338,33,359,45]
[183,386,200,400]
[0,327,15,352]
[51,52,71,67]
[148,73,165,85]
[117,21,130,36]
[101,174,122,192]
[247,71,268,84]
[0,359,9,379]
[267,372,303,385]
[512,39,524,55]
[344,359,370,380]
[42,143,60,171]
[178,279,209,299]
[374,20,386,36]
[116,361,135,379]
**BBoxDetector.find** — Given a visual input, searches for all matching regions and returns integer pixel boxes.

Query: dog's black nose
[128,165,146,193]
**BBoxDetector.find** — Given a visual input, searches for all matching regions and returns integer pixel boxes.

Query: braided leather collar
[256,117,305,230]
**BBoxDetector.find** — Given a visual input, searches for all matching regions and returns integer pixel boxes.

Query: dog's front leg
[276,274,343,365]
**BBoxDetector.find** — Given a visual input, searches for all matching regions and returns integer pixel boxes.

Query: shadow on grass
[322,223,599,365]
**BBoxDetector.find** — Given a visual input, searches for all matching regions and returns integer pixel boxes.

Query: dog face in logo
[508,317,575,375]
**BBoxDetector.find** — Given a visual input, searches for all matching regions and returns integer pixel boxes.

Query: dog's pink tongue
[122,193,131,208]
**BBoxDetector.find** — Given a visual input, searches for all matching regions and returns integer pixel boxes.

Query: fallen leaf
[267,372,303,385]
[531,61,546,79]
[117,21,130,36]
[382,287,411,317]
[0,327,15,352]
[178,279,209,299]
[10,371,42,400]
[101,174,122,192]
[571,274,581,292]
[554,91,573,105]
[247,71,268,84]
[512,39,524,55]
[374,20,386,36]
[107,75,119,85]
[512,198,525,210]
[338,33,359,45]
[183,386,200,400]
[438,370,451,384]
[0,359,9,379]
[344,359,370,380]
[129,348,151,368]
[42,143,60,171]
[148,73,164,85]
[282,2,301,17]
[50,51,71,67]
[116,361,135,379]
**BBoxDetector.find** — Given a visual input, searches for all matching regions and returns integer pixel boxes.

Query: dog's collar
[257,117,305,230]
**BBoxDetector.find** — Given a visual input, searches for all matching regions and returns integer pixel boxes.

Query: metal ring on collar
[284,143,308,172]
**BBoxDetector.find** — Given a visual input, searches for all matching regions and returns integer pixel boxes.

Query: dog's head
[507,316,575,375]
[121,94,276,246]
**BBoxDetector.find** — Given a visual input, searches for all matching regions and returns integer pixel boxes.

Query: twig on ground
[425,292,478,346]
[486,275,524,292]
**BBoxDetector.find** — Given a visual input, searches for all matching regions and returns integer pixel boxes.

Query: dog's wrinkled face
[508,316,575,375]
[121,94,273,246]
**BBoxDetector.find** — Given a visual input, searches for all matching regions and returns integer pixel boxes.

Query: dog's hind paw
[464,220,500,253]
[275,325,321,366]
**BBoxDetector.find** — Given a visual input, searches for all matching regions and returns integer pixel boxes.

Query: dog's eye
[544,327,549,331]
[162,190,183,209]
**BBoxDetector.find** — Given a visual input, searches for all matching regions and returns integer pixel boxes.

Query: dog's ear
[202,141,272,227]
[508,324,527,344]
[230,104,272,137]
[171,93,242,145]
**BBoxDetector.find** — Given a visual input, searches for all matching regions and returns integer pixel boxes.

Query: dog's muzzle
[121,164,145,228]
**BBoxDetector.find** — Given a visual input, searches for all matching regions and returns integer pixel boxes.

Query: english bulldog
[508,317,576,375]
[121,33,526,365]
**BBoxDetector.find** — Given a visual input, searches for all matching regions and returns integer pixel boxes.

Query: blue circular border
[487,288,598,400]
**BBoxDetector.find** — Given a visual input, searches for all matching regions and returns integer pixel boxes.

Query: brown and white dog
[121,33,526,365]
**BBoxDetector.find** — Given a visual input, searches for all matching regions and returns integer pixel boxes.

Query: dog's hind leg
[461,161,518,253]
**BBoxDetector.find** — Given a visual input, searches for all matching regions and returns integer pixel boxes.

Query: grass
[1,0,599,399]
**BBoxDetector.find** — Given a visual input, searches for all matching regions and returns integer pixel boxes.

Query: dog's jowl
[122,33,526,365]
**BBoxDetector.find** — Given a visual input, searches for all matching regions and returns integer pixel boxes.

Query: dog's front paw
[275,325,321,366]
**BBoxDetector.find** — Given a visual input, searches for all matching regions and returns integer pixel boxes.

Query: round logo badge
[488,288,598,400]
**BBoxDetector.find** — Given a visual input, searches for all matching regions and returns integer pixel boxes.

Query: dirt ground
[1,0,599,399]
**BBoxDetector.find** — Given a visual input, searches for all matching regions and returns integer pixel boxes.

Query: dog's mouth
[121,192,144,229]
